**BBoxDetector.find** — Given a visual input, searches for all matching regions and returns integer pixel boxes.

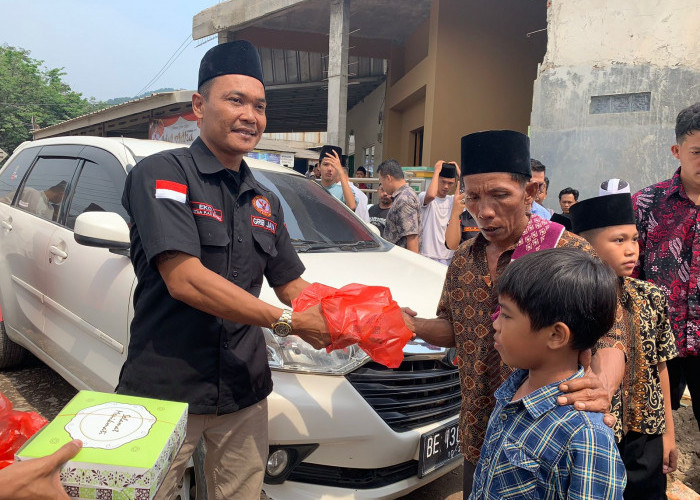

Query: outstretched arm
[157,252,330,348]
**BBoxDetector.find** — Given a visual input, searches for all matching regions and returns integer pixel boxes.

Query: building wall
[383,0,546,168]
[530,0,700,208]
[346,82,386,174]
[426,0,546,166]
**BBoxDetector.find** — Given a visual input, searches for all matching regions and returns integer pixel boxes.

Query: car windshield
[252,170,383,251]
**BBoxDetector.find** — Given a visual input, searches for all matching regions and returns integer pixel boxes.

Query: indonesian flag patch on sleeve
[155,180,187,203]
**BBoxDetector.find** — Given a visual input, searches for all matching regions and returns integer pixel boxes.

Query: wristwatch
[272,309,293,337]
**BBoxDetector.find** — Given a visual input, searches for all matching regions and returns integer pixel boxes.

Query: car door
[0,146,81,354]
[43,146,133,391]
[0,146,43,341]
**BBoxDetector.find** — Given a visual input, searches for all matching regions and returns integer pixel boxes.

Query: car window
[252,171,377,245]
[0,148,39,205]
[16,157,79,222]
[65,157,128,230]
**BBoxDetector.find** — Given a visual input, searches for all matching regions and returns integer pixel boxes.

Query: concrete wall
[425,0,546,166]
[383,0,546,168]
[346,81,386,172]
[531,0,700,209]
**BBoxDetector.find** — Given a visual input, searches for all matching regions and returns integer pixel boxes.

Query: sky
[0,0,221,101]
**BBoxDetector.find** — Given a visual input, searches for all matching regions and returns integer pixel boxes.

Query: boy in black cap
[120,40,332,499]
[570,188,678,499]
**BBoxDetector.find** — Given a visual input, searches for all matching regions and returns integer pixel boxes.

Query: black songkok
[319,145,343,164]
[550,212,573,231]
[439,163,457,178]
[461,130,531,177]
[569,193,636,234]
[198,40,264,88]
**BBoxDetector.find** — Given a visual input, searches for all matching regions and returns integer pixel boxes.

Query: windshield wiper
[291,239,380,252]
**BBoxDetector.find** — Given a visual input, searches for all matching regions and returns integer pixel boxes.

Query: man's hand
[557,349,616,427]
[451,190,465,216]
[0,439,82,500]
[291,304,332,349]
[663,432,678,474]
[325,151,345,178]
[401,307,417,337]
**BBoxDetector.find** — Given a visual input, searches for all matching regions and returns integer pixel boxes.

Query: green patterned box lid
[16,391,187,499]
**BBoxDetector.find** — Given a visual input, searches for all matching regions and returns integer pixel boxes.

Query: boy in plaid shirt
[470,248,625,499]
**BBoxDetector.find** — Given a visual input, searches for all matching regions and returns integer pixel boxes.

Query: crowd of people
[311,103,699,499]
[1,38,697,500]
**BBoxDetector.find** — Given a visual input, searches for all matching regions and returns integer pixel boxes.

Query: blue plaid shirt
[470,368,626,500]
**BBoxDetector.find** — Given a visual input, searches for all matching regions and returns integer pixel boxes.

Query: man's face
[493,295,550,370]
[535,182,547,204]
[379,173,395,195]
[585,225,639,277]
[559,194,576,214]
[356,170,366,179]
[531,170,546,203]
[437,177,456,198]
[463,173,534,246]
[313,165,321,179]
[320,158,337,183]
[674,131,700,189]
[378,185,392,206]
[192,74,266,162]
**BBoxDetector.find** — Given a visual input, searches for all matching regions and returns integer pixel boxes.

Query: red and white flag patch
[155,180,187,203]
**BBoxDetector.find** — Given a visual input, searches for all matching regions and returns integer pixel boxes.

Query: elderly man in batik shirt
[402,130,628,493]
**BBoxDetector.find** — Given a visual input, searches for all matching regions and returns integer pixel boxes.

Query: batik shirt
[470,368,626,500]
[633,166,700,357]
[610,277,678,441]
[384,183,421,249]
[437,216,627,464]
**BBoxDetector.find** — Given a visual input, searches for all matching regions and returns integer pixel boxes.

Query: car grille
[286,460,418,489]
[345,357,461,432]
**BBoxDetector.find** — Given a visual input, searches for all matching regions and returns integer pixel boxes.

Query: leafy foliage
[0,45,102,154]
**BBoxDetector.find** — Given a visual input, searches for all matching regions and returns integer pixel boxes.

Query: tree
[0,45,101,154]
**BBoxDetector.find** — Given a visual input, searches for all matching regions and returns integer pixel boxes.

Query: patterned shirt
[438,216,627,464]
[633,166,700,357]
[470,368,626,500]
[384,183,421,249]
[610,277,678,441]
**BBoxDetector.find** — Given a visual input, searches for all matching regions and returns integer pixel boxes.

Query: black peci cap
[461,130,531,177]
[198,40,264,88]
[439,163,457,178]
[570,193,636,234]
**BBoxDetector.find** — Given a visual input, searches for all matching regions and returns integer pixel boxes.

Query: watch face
[274,322,292,337]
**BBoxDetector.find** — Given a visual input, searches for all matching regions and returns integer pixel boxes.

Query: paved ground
[0,354,464,499]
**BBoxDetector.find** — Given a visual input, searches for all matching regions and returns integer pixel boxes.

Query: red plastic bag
[292,283,413,368]
[0,392,48,469]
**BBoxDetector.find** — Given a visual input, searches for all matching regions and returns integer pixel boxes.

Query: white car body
[0,137,461,499]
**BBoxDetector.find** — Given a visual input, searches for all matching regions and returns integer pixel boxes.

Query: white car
[0,136,461,500]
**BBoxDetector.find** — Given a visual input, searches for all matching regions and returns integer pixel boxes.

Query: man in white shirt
[419,161,458,265]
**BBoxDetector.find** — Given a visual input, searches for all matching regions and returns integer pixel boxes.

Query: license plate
[418,419,461,477]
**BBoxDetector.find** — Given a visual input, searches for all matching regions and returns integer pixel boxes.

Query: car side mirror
[74,212,131,255]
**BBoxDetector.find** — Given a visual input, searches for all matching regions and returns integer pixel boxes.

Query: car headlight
[263,328,369,375]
